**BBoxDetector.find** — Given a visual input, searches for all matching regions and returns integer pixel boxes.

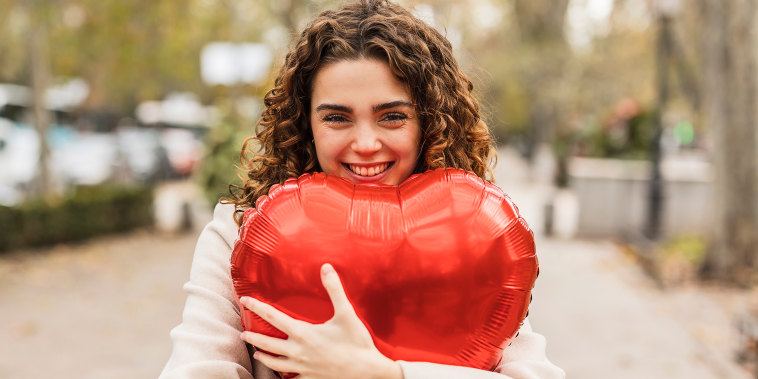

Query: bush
[572,106,655,160]
[195,115,250,206]
[0,184,154,252]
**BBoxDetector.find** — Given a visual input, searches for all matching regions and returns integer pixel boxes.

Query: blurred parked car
[50,132,119,186]
[0,84,208,205]
[116,126,163,181]
[0,118,40,205]
[159,128,203,177]
[0,118,39,187]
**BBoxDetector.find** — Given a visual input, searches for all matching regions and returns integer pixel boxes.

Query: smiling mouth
[343,162,393,177]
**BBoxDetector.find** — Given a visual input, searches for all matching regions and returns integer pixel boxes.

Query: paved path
[530,238,750,379]
[0,148,752,378]
[495,147,751,379]
[0,229,201,379]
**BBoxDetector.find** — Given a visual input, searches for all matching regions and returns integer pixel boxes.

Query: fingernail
[321,263,334,277]
[240,296,252,305]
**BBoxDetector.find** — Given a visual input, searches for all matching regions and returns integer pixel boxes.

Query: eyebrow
[373,100,414,112]
[314,104,352,113]
[314,100,414,113]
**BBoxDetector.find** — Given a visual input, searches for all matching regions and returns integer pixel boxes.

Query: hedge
[0,184,154,252]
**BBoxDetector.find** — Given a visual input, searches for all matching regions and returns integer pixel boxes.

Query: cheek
[405,126,422,164]
[313,132,343,171]
[403,141,419,162]
[314,142,333,169]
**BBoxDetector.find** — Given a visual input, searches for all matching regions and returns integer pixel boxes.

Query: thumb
[321,263,358,321]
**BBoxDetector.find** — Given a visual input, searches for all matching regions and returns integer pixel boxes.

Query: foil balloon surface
[231,168,538,372]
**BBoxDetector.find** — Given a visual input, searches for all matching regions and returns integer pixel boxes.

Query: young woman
[160,1,564,378]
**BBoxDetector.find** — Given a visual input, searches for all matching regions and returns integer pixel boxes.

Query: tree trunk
[29,15,52,198]
[700,0,758,285]
[511,0,569,162]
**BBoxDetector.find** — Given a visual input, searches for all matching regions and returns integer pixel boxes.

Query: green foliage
[0,1,262,112]
[573,109,655,160]
[0,184,153,252]
[662,235,707,265]
[195,115,251,206]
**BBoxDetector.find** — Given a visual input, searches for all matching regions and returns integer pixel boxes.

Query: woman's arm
[243,264,564,379]
[159,203,256,379]
[398,319,565,379]
[240,264,403,379]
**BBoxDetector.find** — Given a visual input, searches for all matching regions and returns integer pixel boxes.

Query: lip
[341,161,394,184]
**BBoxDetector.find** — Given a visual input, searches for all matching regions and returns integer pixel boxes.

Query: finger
[320,263,356,318]
[240,331,291,357]
[240,296,299,335]
[253,350,297,374]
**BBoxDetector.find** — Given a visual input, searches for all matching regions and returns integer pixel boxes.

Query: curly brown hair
[228,0,496,224]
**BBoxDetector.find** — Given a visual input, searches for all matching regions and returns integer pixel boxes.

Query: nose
[350,124,382,155]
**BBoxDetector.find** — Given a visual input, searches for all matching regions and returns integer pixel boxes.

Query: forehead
[310,58,412,108]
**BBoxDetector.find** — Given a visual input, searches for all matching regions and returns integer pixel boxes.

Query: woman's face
[310,58,421,185]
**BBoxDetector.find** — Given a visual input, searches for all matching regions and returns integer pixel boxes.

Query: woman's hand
[239,264,403,379]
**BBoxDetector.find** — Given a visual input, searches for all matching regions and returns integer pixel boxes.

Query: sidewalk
[530,237,750,379]
[495,146,751,379]
[0,181,210,379]
[0,228,202,379]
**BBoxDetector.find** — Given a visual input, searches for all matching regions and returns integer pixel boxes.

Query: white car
[0,118,39,185]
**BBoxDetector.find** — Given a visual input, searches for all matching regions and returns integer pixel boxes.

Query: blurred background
[0,0,756,378]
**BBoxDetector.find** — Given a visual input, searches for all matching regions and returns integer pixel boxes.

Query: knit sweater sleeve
[397,319,565,379]
[159,203,256,379]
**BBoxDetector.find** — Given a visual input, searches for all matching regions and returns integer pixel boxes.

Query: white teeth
[348,163,389,177]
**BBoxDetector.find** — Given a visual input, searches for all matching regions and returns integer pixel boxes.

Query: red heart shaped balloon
[231,168,538,372]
